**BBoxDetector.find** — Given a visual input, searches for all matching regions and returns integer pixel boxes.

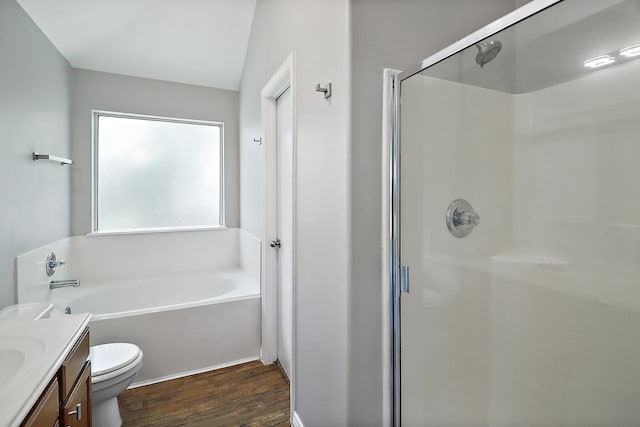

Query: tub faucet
[49,279,80,289]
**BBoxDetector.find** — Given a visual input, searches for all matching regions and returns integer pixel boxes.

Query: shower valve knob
[45,252,66,276]
[446,199,480,238]
[459,211,480,226]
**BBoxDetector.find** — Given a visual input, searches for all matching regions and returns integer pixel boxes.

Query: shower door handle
[400,265,410,293]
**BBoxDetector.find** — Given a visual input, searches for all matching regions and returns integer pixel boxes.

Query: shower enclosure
[390,0,640,425]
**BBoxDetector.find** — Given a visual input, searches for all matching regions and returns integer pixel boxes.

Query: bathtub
[49,268,261,385]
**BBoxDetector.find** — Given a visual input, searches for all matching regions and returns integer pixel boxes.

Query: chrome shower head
[475,40,502,67]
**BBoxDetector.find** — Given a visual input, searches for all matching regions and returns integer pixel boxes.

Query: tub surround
[16,237,73,304]
[0,313,91,427]
[16,228,259,302]
[16,228,262,385]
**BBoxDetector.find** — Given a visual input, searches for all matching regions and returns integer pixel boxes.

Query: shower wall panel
[400,52,640,427]
[493,57,640,425]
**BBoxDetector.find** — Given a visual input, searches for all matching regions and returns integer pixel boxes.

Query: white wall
[70,69,240,235]
[0,0,72,309]
[239,0,350,424]
[349,1,519,425]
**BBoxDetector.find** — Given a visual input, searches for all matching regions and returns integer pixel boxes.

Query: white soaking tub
[49,269,260,385]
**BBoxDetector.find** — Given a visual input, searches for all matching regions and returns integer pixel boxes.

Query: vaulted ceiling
[16,0,256,90]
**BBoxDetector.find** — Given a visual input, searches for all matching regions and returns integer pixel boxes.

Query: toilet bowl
[90,343,143,427]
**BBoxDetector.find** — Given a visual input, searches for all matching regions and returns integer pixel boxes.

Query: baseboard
[291,411,304,427]
[128,355,260,388]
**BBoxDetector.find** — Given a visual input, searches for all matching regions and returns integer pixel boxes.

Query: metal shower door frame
[388,1,563,425]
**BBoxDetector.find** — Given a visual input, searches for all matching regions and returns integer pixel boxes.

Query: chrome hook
[315,83,332,99]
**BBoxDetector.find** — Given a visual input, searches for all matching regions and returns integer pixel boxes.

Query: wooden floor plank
[118,361,290,426]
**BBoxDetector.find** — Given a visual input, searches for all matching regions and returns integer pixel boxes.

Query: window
[93,111,223,233]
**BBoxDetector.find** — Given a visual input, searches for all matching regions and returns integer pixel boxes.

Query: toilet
[90,343,143,427]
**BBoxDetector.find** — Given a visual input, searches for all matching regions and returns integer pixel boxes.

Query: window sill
[86,225,228,237]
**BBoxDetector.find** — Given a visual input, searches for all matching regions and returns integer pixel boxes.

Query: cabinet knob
[68,402,82,420]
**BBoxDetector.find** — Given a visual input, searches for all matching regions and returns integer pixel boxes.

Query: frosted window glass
[96,114,222,232]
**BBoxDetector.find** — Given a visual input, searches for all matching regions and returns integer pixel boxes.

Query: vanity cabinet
[20,328,91,427]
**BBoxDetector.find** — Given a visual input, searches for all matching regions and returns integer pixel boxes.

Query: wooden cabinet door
[60,329,89,400]
[61,362,91,427]
[21,378,59,427]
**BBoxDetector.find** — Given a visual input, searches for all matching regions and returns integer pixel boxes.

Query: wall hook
[316,83,332,99]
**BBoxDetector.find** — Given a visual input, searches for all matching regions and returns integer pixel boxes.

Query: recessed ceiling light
[620,43,640,58]
[584,55,616,69]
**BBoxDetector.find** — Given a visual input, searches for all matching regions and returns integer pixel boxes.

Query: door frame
[261,52,297,404]
[382,68,399,427]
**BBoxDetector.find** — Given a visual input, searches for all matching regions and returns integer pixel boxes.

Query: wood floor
[118,361,290,426]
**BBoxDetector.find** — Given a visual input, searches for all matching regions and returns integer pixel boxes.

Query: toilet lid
[90,343,141,377]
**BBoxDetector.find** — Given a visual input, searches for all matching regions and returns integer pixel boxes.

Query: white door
[276,87,293,380]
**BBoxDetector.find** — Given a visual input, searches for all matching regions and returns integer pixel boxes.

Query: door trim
[261,52,297,410]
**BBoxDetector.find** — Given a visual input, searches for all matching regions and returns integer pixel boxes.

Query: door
[397,1,640,425]
[276,87,293,380]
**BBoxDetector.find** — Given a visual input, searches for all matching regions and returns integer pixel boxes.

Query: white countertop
[0,313,91,427]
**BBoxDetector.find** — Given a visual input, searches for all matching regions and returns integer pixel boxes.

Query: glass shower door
[397,1,640,425]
